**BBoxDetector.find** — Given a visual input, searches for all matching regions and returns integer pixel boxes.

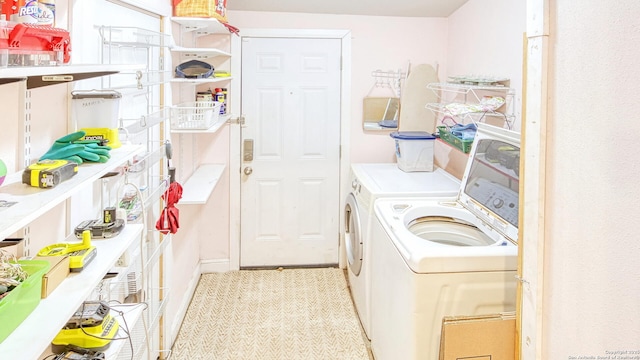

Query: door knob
[243,167,253,175]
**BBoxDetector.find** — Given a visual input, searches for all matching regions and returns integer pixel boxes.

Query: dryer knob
[493,198,505,208]
[351,180,358,190]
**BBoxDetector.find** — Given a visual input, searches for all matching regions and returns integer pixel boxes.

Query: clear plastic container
[390,131,436,172]
[71,90,122,129]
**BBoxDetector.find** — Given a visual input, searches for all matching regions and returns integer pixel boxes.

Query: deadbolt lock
[243,139,254,161]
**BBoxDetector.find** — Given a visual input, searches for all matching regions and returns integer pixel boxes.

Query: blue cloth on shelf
[449,123,477,140]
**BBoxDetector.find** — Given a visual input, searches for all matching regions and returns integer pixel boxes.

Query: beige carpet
[170,268,370,360]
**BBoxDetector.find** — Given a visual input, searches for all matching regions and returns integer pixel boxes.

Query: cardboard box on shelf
[33,255,70,298]
[439,312,516,360]
[0,238,24,258]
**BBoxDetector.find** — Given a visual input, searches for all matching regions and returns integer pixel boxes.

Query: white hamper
[390,131,435,172]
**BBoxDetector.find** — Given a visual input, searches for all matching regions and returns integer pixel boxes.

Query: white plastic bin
[390,131,435,172]
[171,101,221,130]
[71,90,122,129]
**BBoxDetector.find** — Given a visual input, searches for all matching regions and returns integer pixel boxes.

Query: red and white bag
[173,0,227,23]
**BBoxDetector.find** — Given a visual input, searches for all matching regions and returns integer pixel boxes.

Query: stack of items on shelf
[196,87,227,114]
[0,1,70,67]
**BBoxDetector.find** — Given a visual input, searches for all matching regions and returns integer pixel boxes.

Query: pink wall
[542,1,640,356]
[447,0,526,131]
[226,10,449,163]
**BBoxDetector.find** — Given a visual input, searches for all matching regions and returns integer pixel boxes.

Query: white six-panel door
[240,37,342,267]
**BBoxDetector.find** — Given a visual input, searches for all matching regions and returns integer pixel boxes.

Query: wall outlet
[116,253,129,267]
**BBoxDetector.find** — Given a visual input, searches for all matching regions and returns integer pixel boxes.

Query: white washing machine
[344,164,460,340]
[369,123,520,360]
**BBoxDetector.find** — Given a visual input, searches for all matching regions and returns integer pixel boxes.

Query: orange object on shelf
[173,0,227,23]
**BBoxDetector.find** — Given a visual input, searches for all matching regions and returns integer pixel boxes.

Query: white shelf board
[170,17,228,34]
[0,224,144,359]
[0,144,145,240]
[170,76,233,85]
[171,46,231,57]
[170,113,230,134]
[0,64,144,80]
[179,164,225,205]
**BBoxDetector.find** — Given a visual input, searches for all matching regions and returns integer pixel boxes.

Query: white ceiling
[226,0,470,18]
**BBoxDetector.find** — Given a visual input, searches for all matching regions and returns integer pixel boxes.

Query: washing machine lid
[351,164,460,197]
[457,123,520,244]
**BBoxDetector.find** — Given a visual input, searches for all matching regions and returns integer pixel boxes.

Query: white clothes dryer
[369,123,521,360]
[344,164,460,340]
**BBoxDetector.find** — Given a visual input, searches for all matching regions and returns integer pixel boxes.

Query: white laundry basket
[171,101,222,130]
[390,131,435,172]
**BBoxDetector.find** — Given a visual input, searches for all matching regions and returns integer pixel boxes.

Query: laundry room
[1,0,639,359]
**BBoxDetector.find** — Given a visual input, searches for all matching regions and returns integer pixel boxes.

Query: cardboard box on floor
[439,312,516,360]
[33,255,70,298]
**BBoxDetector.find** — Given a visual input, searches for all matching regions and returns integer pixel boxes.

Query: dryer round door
[344,193,363,275]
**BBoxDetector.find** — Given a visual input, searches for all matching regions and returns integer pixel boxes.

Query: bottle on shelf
[214,87,226,115]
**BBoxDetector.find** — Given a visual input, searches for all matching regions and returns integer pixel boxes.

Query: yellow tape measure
[37,230,97,272]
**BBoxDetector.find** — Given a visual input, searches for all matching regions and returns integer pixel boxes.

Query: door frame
[228,29,352,271]
[519,1,548,358]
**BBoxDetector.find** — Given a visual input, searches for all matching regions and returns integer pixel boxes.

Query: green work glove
[39,131,88,164]
[40,131,113,164]
[73,140,112,163]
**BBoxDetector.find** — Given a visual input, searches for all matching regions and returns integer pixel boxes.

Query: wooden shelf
[0,145,145,241]
[0,224,145,359]
[180,164,225,205]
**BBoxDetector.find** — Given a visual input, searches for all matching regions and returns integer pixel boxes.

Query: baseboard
[200,258,231,273]
[170,261,202,346]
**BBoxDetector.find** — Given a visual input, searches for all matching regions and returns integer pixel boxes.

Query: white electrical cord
[118,171,152,358]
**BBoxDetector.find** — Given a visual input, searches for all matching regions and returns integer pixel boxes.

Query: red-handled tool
[156,181,183,234]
